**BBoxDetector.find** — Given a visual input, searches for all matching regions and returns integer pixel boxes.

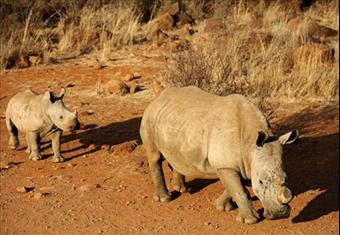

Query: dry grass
[164,0,339,101]
[0,0,162,69]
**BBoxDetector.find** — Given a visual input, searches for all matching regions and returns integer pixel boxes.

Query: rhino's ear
[58,87,66,99]
[43,91,57,103]
[279,130,299,145]
[256,131,268,147]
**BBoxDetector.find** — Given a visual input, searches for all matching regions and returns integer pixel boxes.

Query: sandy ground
[0,50,338,234]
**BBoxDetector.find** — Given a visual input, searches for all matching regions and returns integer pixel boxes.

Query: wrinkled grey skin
[6,88,80,162]
[140,86,298,224]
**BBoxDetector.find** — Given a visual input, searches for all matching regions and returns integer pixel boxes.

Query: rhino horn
[278,186,292,204]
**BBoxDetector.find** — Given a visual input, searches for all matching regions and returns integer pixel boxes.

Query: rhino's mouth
[264,204,291,220]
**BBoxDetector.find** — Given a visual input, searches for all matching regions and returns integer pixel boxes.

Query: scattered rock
[168,39,190,52]
[88,144,96,151]
[292,44,335,66]
[85,110,95,115]
[16,54,30,69]
[28,55,41,66]
[16,186,29,193]
[105,79,128,95]
[177,12,194,26]
[33,192,49,199]
[122,73,135,82]
[203,18,226,33]
[155,13,174,32]
[128,83,138,94]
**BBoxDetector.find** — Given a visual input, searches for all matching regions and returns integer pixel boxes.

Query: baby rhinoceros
[6,88,80,162]
[140,86,299,224]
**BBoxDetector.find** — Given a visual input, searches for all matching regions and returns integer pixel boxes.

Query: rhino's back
[141,86,268,177]
[6,89,45,131]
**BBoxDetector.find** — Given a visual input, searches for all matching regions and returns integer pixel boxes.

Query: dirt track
[0,54,338,234]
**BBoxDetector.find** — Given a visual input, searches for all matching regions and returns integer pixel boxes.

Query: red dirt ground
[0,52,338,234]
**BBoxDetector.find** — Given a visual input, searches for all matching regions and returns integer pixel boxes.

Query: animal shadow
[61,117,142,159]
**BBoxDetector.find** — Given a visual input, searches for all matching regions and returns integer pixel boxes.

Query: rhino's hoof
[25,148,31,154]
[153,192,171,202]
[215,200,234,212]
[52,156,65,163]
[173,185,187,193]
[236,215,258,224]
[9,145,18,150]
[30,155,42,161]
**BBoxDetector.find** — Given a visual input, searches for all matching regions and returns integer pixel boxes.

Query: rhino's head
[251,130,298,220]
[43,88,80,132]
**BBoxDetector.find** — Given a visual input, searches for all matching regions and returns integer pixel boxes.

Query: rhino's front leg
[217,169,259,224]
[27,132,42,161]
[214,189,234,212]
[172,170,187,193]
[49,130,64,163]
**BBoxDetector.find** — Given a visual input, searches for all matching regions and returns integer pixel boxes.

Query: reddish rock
[16,55,30,69]
[155,13,174,31]
[105,79,128,95]
[292,44,335,66]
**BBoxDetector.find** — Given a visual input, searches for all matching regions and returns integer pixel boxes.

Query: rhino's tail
[5,115,19,150]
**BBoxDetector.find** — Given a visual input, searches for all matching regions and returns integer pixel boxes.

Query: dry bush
[164,0,339,102]
[0,0,163,69]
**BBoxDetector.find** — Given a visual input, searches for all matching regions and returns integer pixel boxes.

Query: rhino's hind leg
[146,146,171,202]
[217,169,259,224]
[172,170,187,193]
[6,117,19,150]
[27,132,42,161]
[215,189,234,212]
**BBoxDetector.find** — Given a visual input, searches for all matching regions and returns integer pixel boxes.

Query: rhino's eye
[60,115,63,119]
[259,180,263,184]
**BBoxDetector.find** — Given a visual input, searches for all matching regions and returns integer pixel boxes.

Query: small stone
[86,110,95,115]
[29,55,41,66]
[122,73,134,82]
[204,222,212,226]
[105,79,128,95]
[129,83,138,94]
[16,186,28,193]
[33,192,49,199]
[88,144,96,151]
[16,55,30,68]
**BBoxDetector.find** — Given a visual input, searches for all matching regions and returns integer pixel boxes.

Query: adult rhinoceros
[140,86,298,224]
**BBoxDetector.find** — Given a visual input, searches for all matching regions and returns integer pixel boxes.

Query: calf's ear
[43,91,57,103]
[279,130,299,145]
